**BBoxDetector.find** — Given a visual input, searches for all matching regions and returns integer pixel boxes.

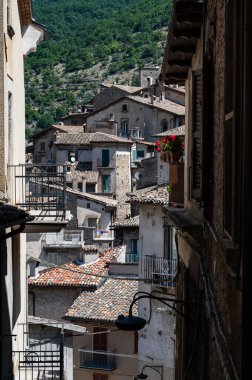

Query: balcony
[97,158,114,169]
[80,349,117,371]
[8,164,69,232]
[144,255,177,288]
[43,230,84,248]
[93,229,114,241]
[126,253,139,263]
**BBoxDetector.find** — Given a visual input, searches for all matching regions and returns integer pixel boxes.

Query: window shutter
[192,71,203,200]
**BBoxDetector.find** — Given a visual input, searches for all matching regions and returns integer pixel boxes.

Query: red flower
[169,134,176,141]
[155,140,160,146]
[163,137,167,143]
[157,147,161,152]
[182,143,185,150]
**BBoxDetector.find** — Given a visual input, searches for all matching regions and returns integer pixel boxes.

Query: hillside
[25,0,172,139]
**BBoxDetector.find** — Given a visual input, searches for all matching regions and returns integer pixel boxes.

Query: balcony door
[93,327,107,367]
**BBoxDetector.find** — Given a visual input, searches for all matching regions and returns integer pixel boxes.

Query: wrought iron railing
[12,323,64,380]
[8,164,67,218]
[80,349,116,371]
[126,253,139,263]
[144,255,177,287]
[43,230,84,247]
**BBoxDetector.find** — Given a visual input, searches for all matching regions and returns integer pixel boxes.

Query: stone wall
[136,156,158,189]
[28,287,83,321]
[115,152,131,219]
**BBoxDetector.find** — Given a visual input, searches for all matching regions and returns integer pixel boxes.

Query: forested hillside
[25,0,172,139]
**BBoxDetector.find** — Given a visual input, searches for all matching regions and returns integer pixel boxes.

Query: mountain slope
[25,0,172,138]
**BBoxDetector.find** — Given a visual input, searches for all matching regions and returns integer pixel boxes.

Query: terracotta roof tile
[127,95,185,115]
[113,216,139,228]
[154,125,185,137]
[64,278,138,322]
[55,132,133,145]
[28,247,122,288]
[127,185,170,205]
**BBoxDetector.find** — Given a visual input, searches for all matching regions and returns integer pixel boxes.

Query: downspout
[241,0,252,378]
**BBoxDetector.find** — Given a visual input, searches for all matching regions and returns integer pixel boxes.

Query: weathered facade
[160,0,252,379]
[0,0,46,378]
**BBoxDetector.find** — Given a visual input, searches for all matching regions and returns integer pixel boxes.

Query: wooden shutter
[93,374,108,380]
[102,149,110,167]
[191,71,203,200]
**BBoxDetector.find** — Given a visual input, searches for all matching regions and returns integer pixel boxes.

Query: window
[164,224,177,261]
[86,184,96,193]
[40,142,46,151]
[87,203,90,209]
[102,149,110,167]
[137,150,145,159]
[48,252,60,265]
[131,239,138,255]
[122,103,128,112]
[78,182,82,192]
[102,175,111,193]
[88,218,97,228]
[120,119,129,136]
[161,119,168,132]
[191,70,203,201]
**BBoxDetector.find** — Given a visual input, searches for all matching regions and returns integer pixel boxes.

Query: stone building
[85,94,185,142]
[159,0,252,378]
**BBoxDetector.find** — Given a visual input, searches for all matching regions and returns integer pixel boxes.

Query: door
[93,327,107,367]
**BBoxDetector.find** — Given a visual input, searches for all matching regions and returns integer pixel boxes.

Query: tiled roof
[66,187,117,207]
[154,125,185,137]
[28,247,123,288]
[0,204,32,230]
[32,124,84,138]
[64,277,138,322]
[83,245,99,252]
[55,132,133,145]
[127,95,185,115]
[113,215,139,228]
[127,185,170,205]
[101,83,143,93]
[66,170,99,183]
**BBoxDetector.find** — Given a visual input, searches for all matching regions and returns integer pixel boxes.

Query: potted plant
[155,135,184,162]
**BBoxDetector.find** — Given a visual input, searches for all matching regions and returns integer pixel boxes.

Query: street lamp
[137,365,163,379]
[115,291,193,331]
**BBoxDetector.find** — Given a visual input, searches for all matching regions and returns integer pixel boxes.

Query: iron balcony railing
[97,158,114,168]
[13,323,64,380]
[126,253,139,263]
[144,255,177,287]
[8,164,67,218]
[80,349,116,371]
[43,230,84,247]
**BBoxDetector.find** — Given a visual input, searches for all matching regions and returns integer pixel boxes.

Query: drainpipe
[241,1,252,378]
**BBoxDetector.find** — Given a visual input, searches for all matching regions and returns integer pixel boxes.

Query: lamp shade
[115,314,146,331]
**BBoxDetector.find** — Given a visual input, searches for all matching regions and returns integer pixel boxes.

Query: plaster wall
[73,322,138,380]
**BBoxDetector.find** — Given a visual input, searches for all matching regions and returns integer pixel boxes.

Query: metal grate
[144,255,177,287]
[8,164,67,218]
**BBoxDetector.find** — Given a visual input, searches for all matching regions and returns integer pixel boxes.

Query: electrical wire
[28,256,177,283]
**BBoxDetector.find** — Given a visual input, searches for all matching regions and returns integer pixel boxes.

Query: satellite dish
[134,172,142,180]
